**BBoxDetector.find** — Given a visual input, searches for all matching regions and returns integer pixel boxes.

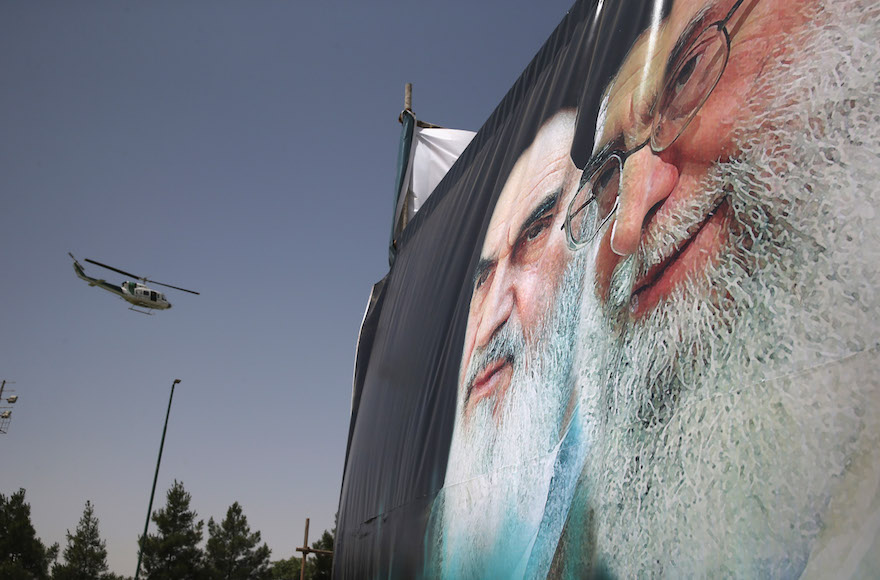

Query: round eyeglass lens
[651,24,729,151]
[567,155,621,246]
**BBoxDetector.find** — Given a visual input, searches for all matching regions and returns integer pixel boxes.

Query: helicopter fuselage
[71,258,171,310]
[120,281,172,310]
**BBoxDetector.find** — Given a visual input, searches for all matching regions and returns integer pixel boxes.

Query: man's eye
[513,214,553,265]
[524,215,552,242]
[673,53,699,93]
[475,268,492,290]
[594,167,616,192]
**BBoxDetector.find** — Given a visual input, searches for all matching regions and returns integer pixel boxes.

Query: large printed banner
[336,0,880,577]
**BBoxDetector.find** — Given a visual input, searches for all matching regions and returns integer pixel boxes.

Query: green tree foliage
[268,556,301,580]
[309,529,333,580]
[52,500,110,580]
[204,502,271,580]
[138,480,204,580]
[0,488,58,580]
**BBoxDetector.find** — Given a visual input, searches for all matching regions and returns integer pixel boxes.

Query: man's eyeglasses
[564,0,748,249]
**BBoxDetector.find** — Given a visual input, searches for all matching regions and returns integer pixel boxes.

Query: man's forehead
[483,112,575,251]
[593,29,667,149]
[594,0,726,151]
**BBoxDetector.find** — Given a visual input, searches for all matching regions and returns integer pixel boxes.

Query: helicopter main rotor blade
[149,280,200,295]
[84,258,199,295]
[84,258,142,280]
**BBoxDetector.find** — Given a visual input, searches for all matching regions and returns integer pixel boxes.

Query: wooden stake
[300,518,309,580]
[295,517,333,579]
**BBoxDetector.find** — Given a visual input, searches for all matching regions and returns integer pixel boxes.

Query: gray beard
[572,2,880,577]
[430,246,588,578]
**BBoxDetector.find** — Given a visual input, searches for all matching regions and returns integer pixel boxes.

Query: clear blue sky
[0,1,574,575]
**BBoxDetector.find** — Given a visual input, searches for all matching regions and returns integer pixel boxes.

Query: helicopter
[69,253,199,314]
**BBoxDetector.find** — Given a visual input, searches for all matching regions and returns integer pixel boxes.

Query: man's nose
[474,264,515,349]
[609,146,679,256]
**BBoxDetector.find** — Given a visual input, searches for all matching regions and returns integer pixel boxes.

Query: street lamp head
[173,379,181,385]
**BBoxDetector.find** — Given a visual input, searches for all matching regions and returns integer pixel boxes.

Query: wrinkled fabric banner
[336,0,880,577]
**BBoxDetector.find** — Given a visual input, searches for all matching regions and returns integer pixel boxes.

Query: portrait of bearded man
[556,0,880,577]
[426,108,594,578]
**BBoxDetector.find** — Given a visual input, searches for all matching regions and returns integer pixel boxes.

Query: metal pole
[134,379,181,580]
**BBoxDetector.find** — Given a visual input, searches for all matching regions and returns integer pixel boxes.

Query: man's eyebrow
[663,3,717,81]
[515,190,561,241]
[473,189,562,287]
[589,140,622,168]
[582,137,626,180]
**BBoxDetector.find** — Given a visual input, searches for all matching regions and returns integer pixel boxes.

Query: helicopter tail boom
[70,253,123,295]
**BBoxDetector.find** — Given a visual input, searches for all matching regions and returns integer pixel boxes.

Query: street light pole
[134,379,181,580]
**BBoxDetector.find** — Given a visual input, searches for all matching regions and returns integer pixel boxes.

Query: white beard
[429,247,587,578]
[570,2,880,577]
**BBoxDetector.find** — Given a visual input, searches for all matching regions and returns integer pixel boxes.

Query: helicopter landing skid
[129,306,154,315]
